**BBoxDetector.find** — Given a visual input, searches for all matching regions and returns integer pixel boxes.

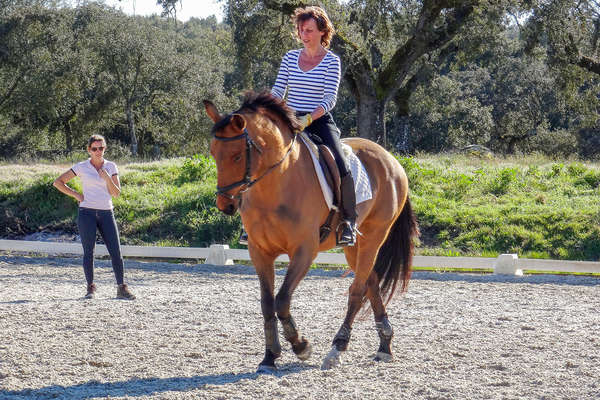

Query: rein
[213,126,297,200]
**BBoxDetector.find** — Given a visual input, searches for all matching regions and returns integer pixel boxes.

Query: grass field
[1,152,599,260]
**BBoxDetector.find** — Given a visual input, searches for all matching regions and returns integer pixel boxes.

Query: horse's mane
[211,90,302,135]
[239,91,302,133]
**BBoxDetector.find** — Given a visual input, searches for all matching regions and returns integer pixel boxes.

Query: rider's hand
[298,114,313,131]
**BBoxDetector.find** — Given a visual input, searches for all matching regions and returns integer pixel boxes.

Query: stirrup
[336,221,356,247]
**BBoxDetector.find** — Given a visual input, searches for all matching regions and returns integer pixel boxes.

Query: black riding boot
[338,174,357,246]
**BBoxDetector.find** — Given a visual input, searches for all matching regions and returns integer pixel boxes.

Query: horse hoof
[256,364,277,374]
[321,346,342,370]
[374,351,393,362]
[295,341,312,361]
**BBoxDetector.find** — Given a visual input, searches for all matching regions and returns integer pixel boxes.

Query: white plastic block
[493,253,522,276]
[205,244,234,265]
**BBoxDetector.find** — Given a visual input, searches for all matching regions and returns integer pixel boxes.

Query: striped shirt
[271,49,341,113]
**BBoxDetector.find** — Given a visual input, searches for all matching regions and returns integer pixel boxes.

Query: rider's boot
[338,174,357,246]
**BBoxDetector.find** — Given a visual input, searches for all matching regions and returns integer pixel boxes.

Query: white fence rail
[1,239,599,275]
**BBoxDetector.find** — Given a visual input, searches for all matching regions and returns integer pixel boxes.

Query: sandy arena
[0,254,598,399]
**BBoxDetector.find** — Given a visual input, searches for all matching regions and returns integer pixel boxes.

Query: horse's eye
[233,154,242,163]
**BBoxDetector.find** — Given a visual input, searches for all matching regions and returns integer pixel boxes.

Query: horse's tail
[373,195,419,304]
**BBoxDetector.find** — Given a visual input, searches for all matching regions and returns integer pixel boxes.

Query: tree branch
[578,54,600,74]
[377,2,472,100]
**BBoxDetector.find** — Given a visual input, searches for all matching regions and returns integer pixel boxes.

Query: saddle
[301,132,342,243]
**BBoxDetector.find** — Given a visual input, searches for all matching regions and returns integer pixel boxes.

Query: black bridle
[213,126,297,200]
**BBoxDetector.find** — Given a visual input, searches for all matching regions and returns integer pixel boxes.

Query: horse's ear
[203,100,222,123]
[230,114,246,133]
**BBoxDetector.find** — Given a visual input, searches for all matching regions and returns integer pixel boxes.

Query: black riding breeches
[78,207,124,285]
[303,112,351,177]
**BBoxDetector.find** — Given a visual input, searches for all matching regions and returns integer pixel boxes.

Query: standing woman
[53,135,135,300]
[271,5,356,246]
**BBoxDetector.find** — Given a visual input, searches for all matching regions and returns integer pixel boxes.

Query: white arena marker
[494,253,522,276]
[206,244,234,265]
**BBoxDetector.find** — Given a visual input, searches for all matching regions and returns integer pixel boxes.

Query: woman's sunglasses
[90,146,105,152]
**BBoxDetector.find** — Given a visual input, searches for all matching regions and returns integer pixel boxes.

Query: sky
[103,0,224,22]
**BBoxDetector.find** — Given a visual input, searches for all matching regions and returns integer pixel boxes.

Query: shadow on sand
[1,364,315,399]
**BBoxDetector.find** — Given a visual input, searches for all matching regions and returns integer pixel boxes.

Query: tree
[523,0,600,157]
[525,0,600,74]
[226,0,507,147]
[87,9,196,155]
[1,4,125,155]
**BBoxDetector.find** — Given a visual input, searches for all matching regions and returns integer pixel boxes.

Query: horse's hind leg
[366,271,394,362]
[322,234,386,370]
[321,277,367,370]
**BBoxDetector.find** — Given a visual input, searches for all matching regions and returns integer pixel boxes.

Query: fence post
[493,253,522,276]
[206,244,234,266]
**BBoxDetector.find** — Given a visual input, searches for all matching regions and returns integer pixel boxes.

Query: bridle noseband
[213,126,297,200]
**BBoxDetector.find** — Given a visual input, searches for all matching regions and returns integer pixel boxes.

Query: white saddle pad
[299,132,373,210]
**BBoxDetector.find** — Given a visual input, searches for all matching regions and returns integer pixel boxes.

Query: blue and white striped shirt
[271,49,341,113]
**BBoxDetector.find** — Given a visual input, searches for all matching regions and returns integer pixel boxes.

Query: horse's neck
[245,137,318,207]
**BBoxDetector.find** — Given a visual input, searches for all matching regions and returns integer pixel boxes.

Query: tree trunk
[392,117,411,154]
[126,105,138,156]
[392,88,413,153]
[355,93,386,145]
[64,122,73,154]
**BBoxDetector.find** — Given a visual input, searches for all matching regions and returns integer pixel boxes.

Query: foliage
[409,71,493,151]
[399,153,600,261]
[0,1,599,160]
[0,2,233,159]
[2,155,600,261]
[0,156,242,247]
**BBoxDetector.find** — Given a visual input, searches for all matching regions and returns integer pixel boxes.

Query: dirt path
[0,255,598,399]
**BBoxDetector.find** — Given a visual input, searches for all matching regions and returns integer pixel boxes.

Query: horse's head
[203,100,247,215]
[204,91,302,216]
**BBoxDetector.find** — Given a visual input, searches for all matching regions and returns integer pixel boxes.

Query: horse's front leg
[251,250,281,373]
[275,248,315,361]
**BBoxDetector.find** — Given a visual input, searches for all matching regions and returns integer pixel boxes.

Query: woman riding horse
[241,6,356,247]
[205,90,418,371]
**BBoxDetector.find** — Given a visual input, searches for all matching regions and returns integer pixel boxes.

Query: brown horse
[203,91,418,371]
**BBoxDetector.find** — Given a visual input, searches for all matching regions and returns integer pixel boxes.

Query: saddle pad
[299,132,373,210]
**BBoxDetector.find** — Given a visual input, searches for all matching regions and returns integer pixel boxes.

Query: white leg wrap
[321,346,342,370]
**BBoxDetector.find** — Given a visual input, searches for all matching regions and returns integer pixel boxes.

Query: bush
[525,128,579,158]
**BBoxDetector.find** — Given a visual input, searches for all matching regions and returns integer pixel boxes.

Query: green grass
[0,155,242,248]
[400,153,600,261]
[1,153,600,261]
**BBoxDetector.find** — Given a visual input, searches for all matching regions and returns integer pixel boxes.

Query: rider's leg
[304,113,356,246]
